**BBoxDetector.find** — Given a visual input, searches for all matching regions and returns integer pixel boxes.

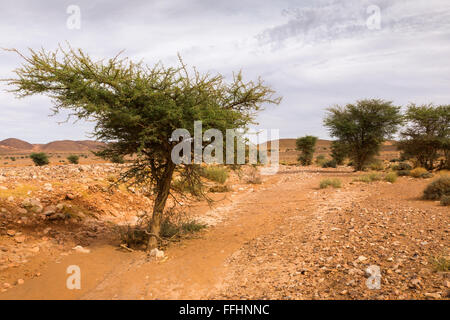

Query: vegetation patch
[423,176,450,200]
[201,166,228,184]
[319,178,341,189]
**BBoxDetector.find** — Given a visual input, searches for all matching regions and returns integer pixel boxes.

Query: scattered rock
[149,248,165,259]
[73,245,90,254]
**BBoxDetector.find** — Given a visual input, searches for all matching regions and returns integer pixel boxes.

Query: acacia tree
[295,135,318,165]
[324,99,402,171]
[397,104,450,170]
[5,47,280,249]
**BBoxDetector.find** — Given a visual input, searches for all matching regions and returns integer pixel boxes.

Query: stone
[73,245,90,254]
[424,292,441,299]
[16,279,24,285]
[65,193,75,200]
[14,236,26,243]
[6,229,16,236]
[149,248,165,259]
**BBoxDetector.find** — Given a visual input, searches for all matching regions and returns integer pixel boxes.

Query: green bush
[368,160,384,171]
[161,219,207,238]
[110,154,125,164]
[201,166,228,184]
[172,178,203,196]
[354,172,382,183]
[393,162,412,171]
[384,172,398,183]
[397,169,410,176]
[440,195,450,206]
[423,176,450,200]
[322,159,337,168]
[30,152,49,166]
[319,178,341,189]
[67,154,79,164]
[315,154,327,166]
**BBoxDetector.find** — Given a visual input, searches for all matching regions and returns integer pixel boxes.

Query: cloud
[0,0,449,143]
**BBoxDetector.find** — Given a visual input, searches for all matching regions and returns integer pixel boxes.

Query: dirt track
[0,167,448,300]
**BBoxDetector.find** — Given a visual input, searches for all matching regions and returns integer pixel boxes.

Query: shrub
[10,156,16,161]
[67,154,79,164]
[296,136,318,166]
[201,166,228,184]
[384,172,398,183]
[397,169,410,176]
[322,159,337,168]
[354,172,382,183]
[440,195,450,206]
[393,162,412,171]
[429,255,450,272]
[409,167,429,178]
[246,167,262,184]
[315,154,327,166]
[30,152,49,166]
[423,176,450,200]
[319,178,341,189]
[368,160,384,171]
[209,185,230,193]
[161,219,207,238]
[110,154,125,164]
[172,178,203,196]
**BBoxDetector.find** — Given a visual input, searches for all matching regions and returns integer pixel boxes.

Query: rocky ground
[0,164,448,299]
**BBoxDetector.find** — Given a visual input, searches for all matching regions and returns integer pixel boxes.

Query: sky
[0,0,449,143]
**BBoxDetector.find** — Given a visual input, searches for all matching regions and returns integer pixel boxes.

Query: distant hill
[0,138,34,150]
[0,138,106,154]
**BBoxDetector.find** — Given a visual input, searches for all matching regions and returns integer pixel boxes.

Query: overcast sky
[1,0,449,143]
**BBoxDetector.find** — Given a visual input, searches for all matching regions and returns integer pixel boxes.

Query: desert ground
[0,149,448,300]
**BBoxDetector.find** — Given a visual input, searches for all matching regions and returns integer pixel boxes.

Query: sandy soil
[0,165,448,300]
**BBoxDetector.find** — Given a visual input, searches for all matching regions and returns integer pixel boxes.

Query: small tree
[67,154,79,164]
[397,104,450,170]
[324,99,402,171]
[30,152,49,166]
[330,140,348,165]
[296,135,318,165]
[5,46,280,249]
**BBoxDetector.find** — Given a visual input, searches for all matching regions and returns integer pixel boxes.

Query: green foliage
[430,255,450,272]
[296,135,318,165]
[201,166,228,184]
[393,162,412,171]
[354,172,383,183]
[368,159,384,171]
[315,154,327,166]
[384,172,398,183]
[441,195,450,206]
[397,104,450,170]
[67,154,79,164]
[322,159,337,168]
[324,99,402,171]
[330,140,348,165]
[319,178,342,189]
[423,176,450,200]
[30,152,49,166]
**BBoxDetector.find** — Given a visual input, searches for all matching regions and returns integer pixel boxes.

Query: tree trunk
[147,162,176,250]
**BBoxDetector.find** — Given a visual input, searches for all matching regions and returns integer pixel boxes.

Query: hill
[0,138,34,150]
